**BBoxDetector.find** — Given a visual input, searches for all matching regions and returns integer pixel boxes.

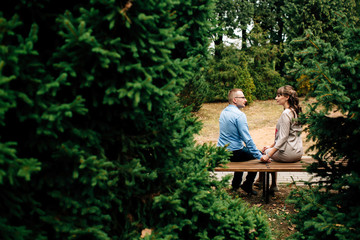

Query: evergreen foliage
[175,0,215,112]
[0,1,272,239]
[283,0,358,43]
[205,44,256,102]
[247,23,285,100]
[282,0,358,90]
[287,15,360,239]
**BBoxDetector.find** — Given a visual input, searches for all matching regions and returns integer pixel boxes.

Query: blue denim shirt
[217,105,262,159]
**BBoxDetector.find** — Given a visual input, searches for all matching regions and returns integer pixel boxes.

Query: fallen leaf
[141,228,152,238]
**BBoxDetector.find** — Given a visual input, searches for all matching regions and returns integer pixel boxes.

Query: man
[217,89,263,195]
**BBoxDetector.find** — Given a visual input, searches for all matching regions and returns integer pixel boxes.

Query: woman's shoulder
[279,109,294,121]
[282,108,296,117]
[280,108,291,117]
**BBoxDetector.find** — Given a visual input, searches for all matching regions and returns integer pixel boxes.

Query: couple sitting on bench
[217,86,303,196]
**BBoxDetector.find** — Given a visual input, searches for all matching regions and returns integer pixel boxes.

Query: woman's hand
[262,146,270,153]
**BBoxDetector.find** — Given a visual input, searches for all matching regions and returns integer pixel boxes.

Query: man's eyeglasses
[235,97,246,99]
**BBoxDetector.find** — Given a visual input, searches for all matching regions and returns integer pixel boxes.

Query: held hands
[260,146,271,163]
[260,154,271,163]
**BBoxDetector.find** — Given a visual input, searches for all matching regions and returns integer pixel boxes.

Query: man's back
[217,105,246,151]
[217,104,261,159]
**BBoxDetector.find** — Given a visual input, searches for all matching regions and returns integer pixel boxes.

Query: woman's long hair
[277,85,302,116]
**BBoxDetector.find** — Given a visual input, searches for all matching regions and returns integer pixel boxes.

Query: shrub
[205,44,256,103]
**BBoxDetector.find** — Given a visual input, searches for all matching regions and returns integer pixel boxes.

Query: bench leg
[262,173,266,198]
[266,172,270,203]
[262,172,270,203]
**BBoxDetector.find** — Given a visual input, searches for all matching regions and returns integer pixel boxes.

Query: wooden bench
[214,156,316,203]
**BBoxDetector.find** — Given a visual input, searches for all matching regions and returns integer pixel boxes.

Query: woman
[257,85,303,193]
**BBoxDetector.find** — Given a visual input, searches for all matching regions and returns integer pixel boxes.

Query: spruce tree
[282,0,358,88]
[175,0,214,112]
[287,15,360,239]
[1,1,272,239]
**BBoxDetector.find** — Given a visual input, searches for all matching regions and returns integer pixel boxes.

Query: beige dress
[266,108,303,163]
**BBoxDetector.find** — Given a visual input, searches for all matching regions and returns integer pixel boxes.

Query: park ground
[193,98,315,239]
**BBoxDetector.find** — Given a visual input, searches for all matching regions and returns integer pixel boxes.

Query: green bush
[205,44,256,103]
[0,1,272,239]
[251,67,285,100]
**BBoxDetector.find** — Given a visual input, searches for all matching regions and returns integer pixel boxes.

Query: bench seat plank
[214,156,316,173]
[213,156,316,203]
[214,160,268,172]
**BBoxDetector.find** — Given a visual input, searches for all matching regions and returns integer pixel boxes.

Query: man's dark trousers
[230,147,258,190]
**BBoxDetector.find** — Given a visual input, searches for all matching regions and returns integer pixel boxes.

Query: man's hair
[228,88,243,103]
